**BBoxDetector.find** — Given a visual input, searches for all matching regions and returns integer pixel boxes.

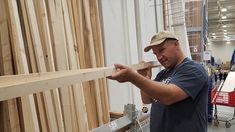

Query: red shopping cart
[211,81,235,128]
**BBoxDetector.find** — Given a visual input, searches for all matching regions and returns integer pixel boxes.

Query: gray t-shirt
[150,58,208,132]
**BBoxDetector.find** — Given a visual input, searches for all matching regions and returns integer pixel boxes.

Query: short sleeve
[170,64,208,100]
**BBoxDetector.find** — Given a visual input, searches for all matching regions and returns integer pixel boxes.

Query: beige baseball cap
[144,31,178,52]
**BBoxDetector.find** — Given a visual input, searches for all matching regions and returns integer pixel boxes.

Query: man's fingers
[139,60,145,64]
[107,64,127,80]
[112,68,126,78]
[106,64,134,83]
[114,64,127,69]
[106,75,113,80]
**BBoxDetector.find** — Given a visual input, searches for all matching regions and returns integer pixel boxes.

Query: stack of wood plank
[163,0,204,62]
[0,0,109,131]
[185,0,203,61]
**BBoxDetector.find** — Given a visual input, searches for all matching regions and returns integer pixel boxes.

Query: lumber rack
[90,104,150,132]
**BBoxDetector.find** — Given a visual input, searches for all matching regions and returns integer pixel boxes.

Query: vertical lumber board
[0,0,14,76]
[0,22,14,132]
[71,0,99,128]
[16,0,37,73]
[45,0,74,131]
[18,1,49,131]
[83,0,104,126]
[0,0,20,131]
[89,0,103,67]
[61,0,89,131]
[34,0,55,72]
[60,0,79,130]
[5,0,39,131]
[71,0,98,128]
[33,0,64,131]
[71,0,86,68]
[23,0,61,131]
[2,99,21,132]
[89,0,110,123]
[0,103,9,132]
[0,14,20,132]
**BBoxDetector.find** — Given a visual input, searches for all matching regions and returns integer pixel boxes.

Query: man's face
[151,39,178,68]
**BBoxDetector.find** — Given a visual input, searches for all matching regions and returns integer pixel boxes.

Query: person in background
[107,31,209,132]
[214,70,218,82]
[218,69,223,81]
[223,71,228,80]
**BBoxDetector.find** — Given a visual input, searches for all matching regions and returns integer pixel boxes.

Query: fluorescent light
[221,15,227,19]
[226,41,231,44]
[212,33,215,35]
[222,25,227,28]
[224,32,227,35]
[212,36,216,38]
[224,29,227,32]
[221,8,227,12]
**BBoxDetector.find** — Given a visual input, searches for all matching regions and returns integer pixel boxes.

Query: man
[107,31,208,132]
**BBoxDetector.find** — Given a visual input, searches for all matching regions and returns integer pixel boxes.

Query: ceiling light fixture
[212,33,215,35]
[222,25,227,28]
[221,8,227,12]
[224,32,227,35]
[223,29,227,32]
[221,15,227,19]
[226,41,231,44]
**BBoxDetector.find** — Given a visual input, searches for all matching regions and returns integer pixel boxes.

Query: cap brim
[144,38,166,52]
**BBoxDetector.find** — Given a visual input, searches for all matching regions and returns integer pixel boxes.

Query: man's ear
[175,40,179,45]
[174,40,181,50]
[173,41,180,48]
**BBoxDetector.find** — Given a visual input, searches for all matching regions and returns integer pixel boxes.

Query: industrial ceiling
[208,0,235,42]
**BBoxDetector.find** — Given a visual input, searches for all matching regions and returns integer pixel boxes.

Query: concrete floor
[208,105,235,132]
[208,121,235,132]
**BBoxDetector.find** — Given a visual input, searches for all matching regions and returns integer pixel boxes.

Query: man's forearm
[140,90,153,104]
